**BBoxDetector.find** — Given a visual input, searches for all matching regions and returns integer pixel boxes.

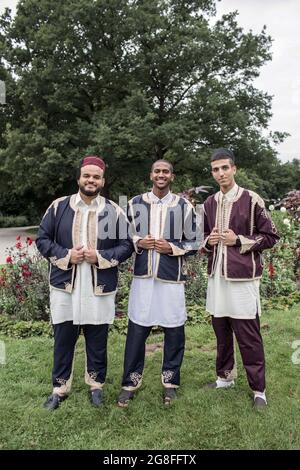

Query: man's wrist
[235,235,241,247]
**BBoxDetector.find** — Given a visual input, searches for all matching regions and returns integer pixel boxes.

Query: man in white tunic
[117,160,199,407]
[203,148,279,409]
[36,156,133,410]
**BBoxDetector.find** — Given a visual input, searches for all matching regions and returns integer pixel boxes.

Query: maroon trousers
[212,314,265,392]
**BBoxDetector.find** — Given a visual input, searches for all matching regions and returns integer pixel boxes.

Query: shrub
[0,315,52,338]
[0,215,29,228]
[260,208,300,300]
[0,236,50,321]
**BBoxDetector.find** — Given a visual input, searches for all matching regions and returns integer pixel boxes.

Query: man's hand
[221,229,238,246]
[137,235,155,250]
[70,245,85,264]
[84,243,98,264]
[208,228,220,246]
[154,239,173,254]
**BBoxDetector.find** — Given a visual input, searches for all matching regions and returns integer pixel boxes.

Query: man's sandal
[163,388,176,405]
[117,389,135,408]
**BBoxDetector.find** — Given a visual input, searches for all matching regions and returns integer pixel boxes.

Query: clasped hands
[208,228,238,247]
[70,243,98,264]
[137,235,173,254]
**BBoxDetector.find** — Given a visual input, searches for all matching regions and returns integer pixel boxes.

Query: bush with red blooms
[0,236,49,320]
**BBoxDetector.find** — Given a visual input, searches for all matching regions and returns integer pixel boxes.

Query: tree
[0,0,292,218]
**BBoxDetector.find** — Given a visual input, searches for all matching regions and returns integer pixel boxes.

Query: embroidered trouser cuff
[52,322,109,393]
[121,320,185,390]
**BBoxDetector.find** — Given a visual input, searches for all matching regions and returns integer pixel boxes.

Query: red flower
[22,271,31,278]
[296,248,300,256]
[15,284,21,289]
[6,256,12,264]
[16,235,21,241]
[268,262,275,279]
[16,242,22,249]
[26,237,33,246]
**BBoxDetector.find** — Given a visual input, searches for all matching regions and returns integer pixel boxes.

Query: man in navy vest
[36,156,133,410]
[117,160,201,407]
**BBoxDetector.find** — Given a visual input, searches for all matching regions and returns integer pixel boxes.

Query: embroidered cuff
[239,235,257,254]
[132,235,143,254]
[168,242,186,256]
[50,250,71,270]
[84,370,104,389]
[96,252,119,269]
[201,236,213,253]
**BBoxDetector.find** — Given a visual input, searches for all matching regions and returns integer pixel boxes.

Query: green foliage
[261,210,300,304]
[0,0,292,214]
[0,315,52,338]
[0,215,29,228]
[0,236,50,321]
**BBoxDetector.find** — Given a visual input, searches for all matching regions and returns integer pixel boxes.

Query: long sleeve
[96,206,134,269]
[36,203,71,270]
[169,201,203,256]
[239,198,280,254]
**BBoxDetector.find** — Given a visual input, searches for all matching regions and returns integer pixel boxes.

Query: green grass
[0,304,300,450]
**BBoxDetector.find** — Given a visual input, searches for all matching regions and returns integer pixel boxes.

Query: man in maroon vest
[202,148,279,409]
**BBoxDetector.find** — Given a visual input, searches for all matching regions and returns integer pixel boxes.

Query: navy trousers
[121,319,185,389]
[52,321,109,390]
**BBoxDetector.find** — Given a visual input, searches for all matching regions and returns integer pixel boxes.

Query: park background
[0,0,300,451]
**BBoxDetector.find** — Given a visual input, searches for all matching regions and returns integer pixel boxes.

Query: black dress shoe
[43,393,67,411]
[89,389,104,407]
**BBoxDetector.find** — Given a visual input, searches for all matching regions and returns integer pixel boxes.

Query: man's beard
[79,183,101,197]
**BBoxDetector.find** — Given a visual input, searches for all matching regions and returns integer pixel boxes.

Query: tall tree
[0,0,290,218]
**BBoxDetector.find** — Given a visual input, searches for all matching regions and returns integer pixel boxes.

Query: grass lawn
[0,304,300,450]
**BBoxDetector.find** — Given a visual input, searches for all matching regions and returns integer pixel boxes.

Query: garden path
[0,227,37,264]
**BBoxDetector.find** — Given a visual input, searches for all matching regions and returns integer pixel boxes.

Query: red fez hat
[81,155,106,172]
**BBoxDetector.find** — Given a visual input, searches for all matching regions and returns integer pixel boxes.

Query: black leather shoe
[89,389,104,407]
[43,393,67,411]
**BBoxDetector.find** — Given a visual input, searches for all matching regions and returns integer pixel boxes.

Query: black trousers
[121,319,185,389]
[52,321,109,391]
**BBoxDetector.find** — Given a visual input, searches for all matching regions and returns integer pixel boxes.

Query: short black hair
[210,148,235,164]
[151,159,174,173]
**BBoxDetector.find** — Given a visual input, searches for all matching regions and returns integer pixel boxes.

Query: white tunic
[128,191,186,328]
[206,184,261,320]
[50,193,116,325]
